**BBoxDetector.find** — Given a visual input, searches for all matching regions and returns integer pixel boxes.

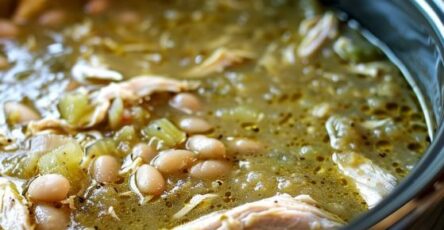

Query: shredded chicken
[107,206,121,221]
[298,12,338,58]
[27,118,74,135]
[311,103,333,118]
[29,134,71,152]
[186,48,255,77]
[174,194,344,230]
[71,58,123,83]
[0,177,33,230]
[28,76,197,133]
[346,62,395,77]
[325,116,362,151]
[129,173,154,205]
[361,119,393,130]
[205,37,231,51]
[173,194,218,219]
[119,157,143,175]
[332,152,397,209]
[61,195,77,210]
[87,75,196,127]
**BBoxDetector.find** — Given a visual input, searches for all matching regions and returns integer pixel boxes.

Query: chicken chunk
[71,59,123,83]
[27,75,196,132]
[332,152,397,209]
[186,48,255,78]
[298,12,338,58]
[87,75,197,127]
[325,116,362,151]
[174,194,344,230]
[27,118,74,135]
[0,177,33,230]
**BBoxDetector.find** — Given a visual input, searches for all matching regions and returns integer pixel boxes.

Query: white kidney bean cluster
[27,174,70,230]
[124,93,264,197]
[130,135,233,197]
[132,134,232,195]
[24,93,264,229]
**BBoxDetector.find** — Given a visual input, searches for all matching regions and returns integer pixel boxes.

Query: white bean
[28,174,70,203]
[135,164,165,196]
[92,155,120,183]
[116,10,140,24]
[132,143,157,163]
[152,149,195,174]
[228,138,264,155]
[189,160,232,180]
[34,204,69,230]
[169,93,202,114]
[85,0,109,15]
[4,102,40,124]
[0,20,19,38]
[178,117,213,134]
[186,135,226,159]
[38,9,66,27]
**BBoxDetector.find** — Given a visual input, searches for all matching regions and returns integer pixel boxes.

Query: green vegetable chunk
[142,118,186,148]
[108,97,124,129]
[83,138,122,165]
[0,152,40,178]
[130,106,151,126]
[114,125,138,143]
[333,36,381,63]
[80,138,124,169]
[220,105,263,123]
[58,93,94,126]
[38,142,85,188]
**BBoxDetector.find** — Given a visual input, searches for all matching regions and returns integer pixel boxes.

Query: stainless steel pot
[324,0,444,228]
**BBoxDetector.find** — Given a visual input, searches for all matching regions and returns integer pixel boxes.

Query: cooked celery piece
[218,106,263,123]
[114,125,138,143]
[131,106,151,126]
[108,97,124,129]
[20,151,46,178]
[58,92,94,126]
[81,138,122,169]
[86,138,121,158]
[142,118,186,148]
[0,154,26,177]
[333,36,381,63]
[0,152,41,178]
[38,142,85,186]
[0,135,70,178]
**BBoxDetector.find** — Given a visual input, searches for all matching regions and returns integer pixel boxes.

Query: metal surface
[324,0,444,229]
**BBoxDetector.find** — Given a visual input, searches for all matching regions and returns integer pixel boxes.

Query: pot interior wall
[323,0,444,228]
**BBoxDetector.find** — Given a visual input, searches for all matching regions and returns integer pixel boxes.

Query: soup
[0,0,429,229]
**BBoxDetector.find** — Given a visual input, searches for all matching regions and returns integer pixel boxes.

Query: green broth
[0,0,429,229]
